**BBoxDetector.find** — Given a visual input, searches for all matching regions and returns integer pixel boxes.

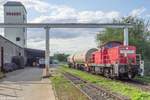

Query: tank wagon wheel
[91,66,96,74]
[68,64,71,68]
[87,67,91,72]
[80,65,84,71]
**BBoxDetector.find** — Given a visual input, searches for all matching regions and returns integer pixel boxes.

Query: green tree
[53,53,69,62]
[96,16,150,60]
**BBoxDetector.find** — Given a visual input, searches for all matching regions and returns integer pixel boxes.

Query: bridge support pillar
[43,27,50,78]
[124,27,129,46]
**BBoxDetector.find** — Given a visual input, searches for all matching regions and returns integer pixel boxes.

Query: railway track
[82,69,150,92]
[93,73,150,92]
[63,72,130,100]
[68,67,150,93]
[80,69,150,92]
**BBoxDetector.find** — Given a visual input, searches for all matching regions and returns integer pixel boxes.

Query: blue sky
[25,0,150,22]
[27,0,150,20]
[0,0,150,55]
[45,0,149,12]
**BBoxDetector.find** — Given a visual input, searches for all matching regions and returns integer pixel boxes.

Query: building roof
[0,35,23,49]
[25,48,45,58]
[4,1,27,13]
[4,1,23,6]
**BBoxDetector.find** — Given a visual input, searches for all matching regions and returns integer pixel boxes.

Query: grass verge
[135,76,150,84]
[60,65,150,100]
[50,73,89,100]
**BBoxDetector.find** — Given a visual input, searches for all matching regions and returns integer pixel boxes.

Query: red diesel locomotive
[67,41,144,79]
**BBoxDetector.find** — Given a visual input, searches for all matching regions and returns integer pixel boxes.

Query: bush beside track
[59,65,150,100]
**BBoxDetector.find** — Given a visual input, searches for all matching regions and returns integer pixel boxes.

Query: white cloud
[129,7,146,17]
[146,14,150,18]
[31,7,120,23]
[0,0,121,54]
[7,0,50,13]
[0,0,52,20]
[78,11,120,23]
[0,0,149,55]
[28,5,120,54]
[27,34,97,55]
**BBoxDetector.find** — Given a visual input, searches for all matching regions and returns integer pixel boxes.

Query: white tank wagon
[68,48,98,69]
[74,48,98,64]
[67,54,75,63]
[67,54,75,67]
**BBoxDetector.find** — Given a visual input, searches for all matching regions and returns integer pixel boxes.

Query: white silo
[4,1,27,48]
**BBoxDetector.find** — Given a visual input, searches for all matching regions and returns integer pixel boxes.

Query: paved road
[0,67,56,100]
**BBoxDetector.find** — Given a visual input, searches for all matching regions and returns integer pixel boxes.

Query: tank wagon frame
[68,41,144,79]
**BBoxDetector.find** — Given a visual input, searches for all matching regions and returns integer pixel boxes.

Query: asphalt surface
[0,67,56,100]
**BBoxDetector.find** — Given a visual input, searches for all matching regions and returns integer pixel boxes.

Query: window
[16,37,20,41]
[6,12,21,16]
[19,52,21,56]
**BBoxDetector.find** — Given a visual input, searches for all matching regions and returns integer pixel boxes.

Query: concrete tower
[4,1,27,48]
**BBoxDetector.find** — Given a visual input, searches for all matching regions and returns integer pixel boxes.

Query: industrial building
[25,48,45,66]
[0,35,24,70]
[0,1,44,72]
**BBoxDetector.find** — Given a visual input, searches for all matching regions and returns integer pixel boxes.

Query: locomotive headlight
[119,67,125,73]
